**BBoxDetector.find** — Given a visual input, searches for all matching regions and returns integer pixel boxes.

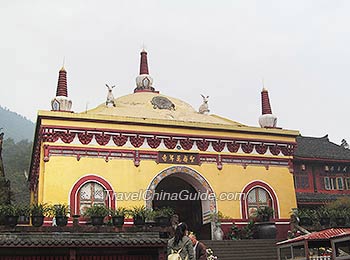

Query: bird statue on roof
[105,84,116,107]
[199,94,210,114]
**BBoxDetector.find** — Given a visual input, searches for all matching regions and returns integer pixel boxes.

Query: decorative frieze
[39,126,296,157]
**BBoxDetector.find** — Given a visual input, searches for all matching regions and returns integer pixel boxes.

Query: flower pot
[5,215,19,228]
[112,216,124,227]
[335,217,346,227]
[133,216,145,226]
[155,216,170,227]
[31,215,45,227]
[55,216,68,227]
[320,217,330,226]
[91,216,105,226]
[254,222,276,239]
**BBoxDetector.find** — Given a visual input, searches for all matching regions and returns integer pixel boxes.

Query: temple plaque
[158,152,199,165]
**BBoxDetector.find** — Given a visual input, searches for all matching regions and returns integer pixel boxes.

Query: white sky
[1,1,349,144]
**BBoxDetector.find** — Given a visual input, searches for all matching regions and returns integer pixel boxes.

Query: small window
[330,178,336,190]
[79,182,106,214]
[324,177,331,190]
[345,178,350,190]
[337,177,344,190]
[247,187,272,217]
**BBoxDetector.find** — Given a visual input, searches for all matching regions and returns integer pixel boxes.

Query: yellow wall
[40,155,296,219]
[33,114,298,220]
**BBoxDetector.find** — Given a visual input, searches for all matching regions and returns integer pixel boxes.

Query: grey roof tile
[295,135,350,160]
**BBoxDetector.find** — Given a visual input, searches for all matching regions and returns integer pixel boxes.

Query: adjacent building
[293,135,350,208]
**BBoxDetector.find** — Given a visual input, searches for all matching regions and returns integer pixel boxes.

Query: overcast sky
[1,1,349,144]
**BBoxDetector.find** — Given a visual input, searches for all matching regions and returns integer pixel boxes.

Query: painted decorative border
[29,125,296,192]
[40,125,296,155]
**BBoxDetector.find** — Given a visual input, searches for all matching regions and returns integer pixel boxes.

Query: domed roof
[84,92,243,126]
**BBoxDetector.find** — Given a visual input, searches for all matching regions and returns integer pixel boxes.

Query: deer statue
[105,84,116,107]
[198,94,210,114]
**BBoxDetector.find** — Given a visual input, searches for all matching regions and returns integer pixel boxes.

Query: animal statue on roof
[198,94,210,114]
[105,84,116,107]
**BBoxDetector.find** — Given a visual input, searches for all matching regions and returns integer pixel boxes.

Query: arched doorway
[153,176,202,235]
[146,166,216,239]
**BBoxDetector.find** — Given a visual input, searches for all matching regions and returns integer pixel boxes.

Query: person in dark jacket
[167,222,194,260]
[188,232,207,260]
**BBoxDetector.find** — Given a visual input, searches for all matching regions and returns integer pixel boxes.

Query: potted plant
[154,206,174,227]
[130,205,147,226]
[30,203,50,227]
[254,206,276,239]
[3,204,20,227]
[256,206,274,222]
[109,207,128,227]
[15,204,30,224]
[0,204,5,225]
[83,204,109,226]
[49,204,69,227]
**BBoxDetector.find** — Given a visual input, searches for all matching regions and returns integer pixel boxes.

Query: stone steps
[202,239,278,260]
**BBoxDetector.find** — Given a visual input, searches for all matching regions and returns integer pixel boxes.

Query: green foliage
[326,197,350,211]
[49,204,69,217]
[2,138,32,204]
[228,220,256,240]
[30,203,50,216]
[2,204,28,216]
[83,204,109,217]
[109,207,128,217]
[129,205,148,219]
[154,206,174,218]
[316,206,331,218]
[295,208,317,219]
[256,206,274,221]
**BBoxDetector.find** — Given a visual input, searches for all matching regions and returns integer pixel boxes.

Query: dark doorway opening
[152,175,208,238]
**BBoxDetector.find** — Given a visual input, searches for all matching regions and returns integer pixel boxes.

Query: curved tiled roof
[0,232,166,247]
[296,192,349,203]
[295,135,350,161]
[277,228,350,245]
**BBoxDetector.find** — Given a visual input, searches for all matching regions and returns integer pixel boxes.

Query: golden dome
[84,92,243,126]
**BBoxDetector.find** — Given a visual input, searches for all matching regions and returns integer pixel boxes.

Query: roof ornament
[341,139,349,149]
[151,96,175,110]
[134,49,157,93]
[105,84,116,107]
[198,94,210,114]
[258,82,277,128]
[51,66,72,112]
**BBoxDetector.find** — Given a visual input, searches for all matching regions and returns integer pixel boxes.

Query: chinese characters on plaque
[158,152,200,165]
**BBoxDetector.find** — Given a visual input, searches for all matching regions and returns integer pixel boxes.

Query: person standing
[188,232,207,260]
[167,222,194,260]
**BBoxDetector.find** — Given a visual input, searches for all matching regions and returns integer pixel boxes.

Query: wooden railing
[309,256,331,260]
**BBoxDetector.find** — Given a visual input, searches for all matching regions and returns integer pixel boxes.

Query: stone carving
[151,96,175,110]
[198,94,210,114]
[105,84,116,107]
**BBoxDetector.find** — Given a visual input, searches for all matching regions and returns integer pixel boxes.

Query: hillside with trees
[0,106,34,204]
[0,106,35,142]
[2,138,32,204]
